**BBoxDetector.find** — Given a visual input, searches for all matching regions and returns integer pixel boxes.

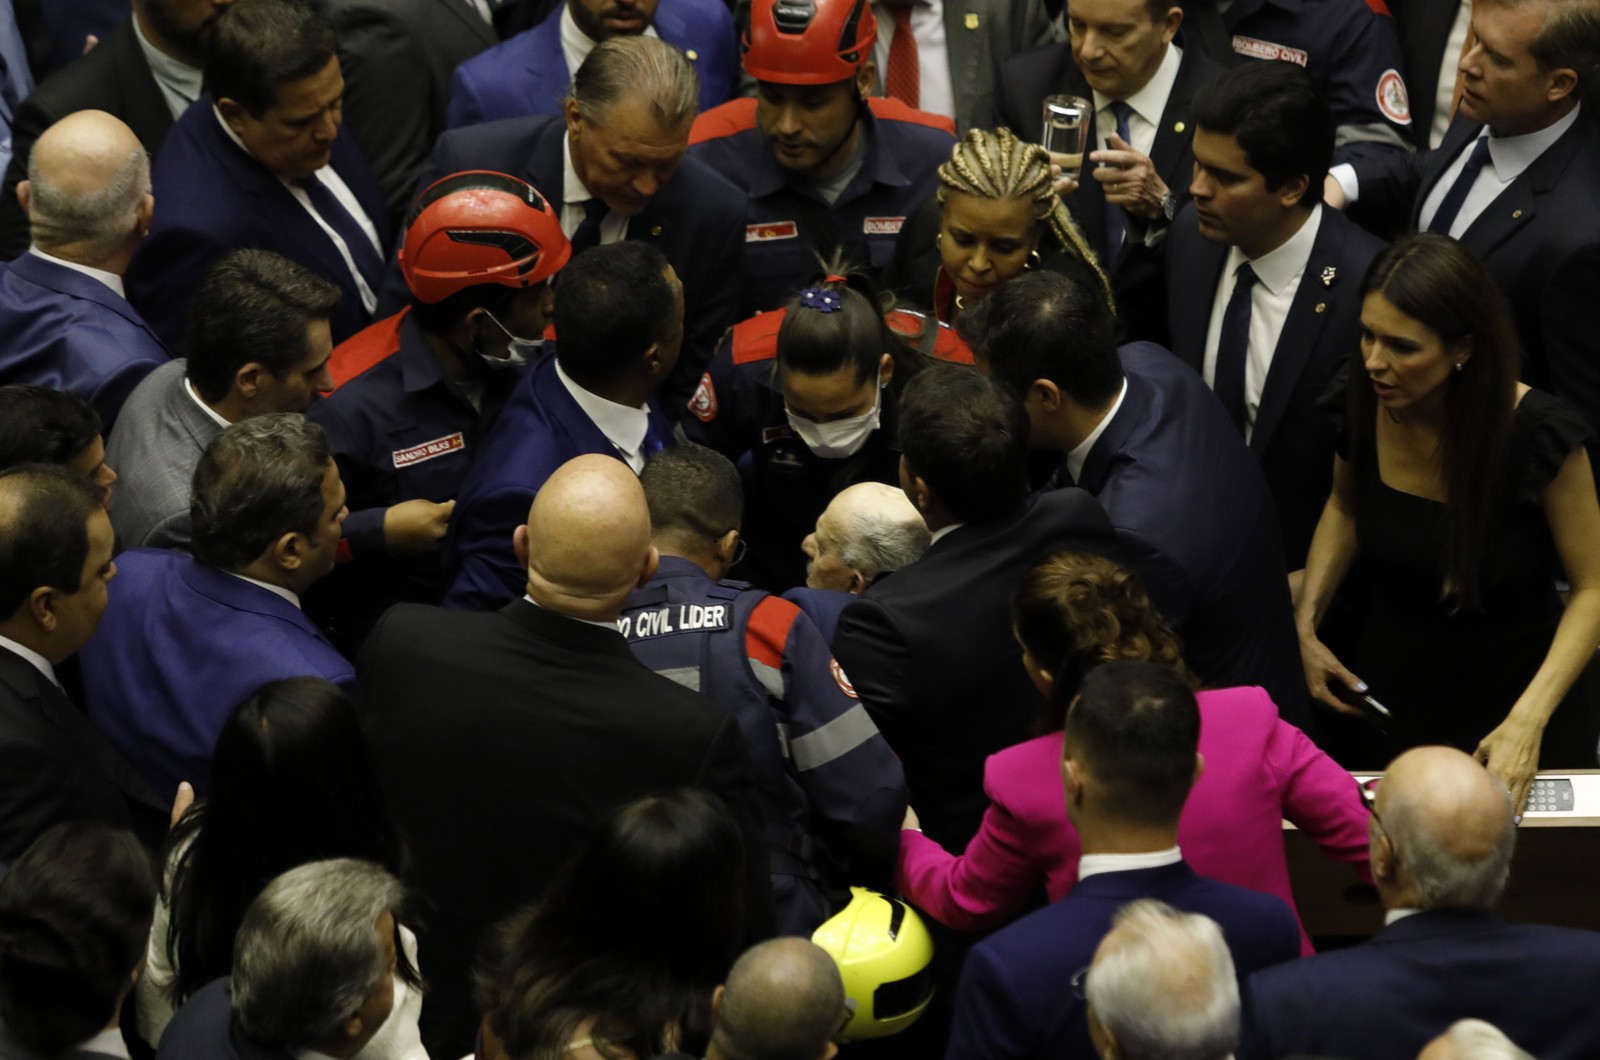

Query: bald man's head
[709,938,843,1060]
[803,482,929,594]
[1375,747,1516,911]
[515,455,656,621]
[22,111,152,264]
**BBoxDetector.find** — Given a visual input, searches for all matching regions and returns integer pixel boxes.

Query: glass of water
[1041,95,1092,183]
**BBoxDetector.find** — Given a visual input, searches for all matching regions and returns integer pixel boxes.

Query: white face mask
[478,310,542,369]
[786,384,883,459]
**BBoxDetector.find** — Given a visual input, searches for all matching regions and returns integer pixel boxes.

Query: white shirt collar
[222,571,301,609]
[1485,103,1582,182]
[183,377,232,428]
[27,247,125,297]
[131,11,203,119]
[561,132,592,208]
[558,4,657,77]
[78,1028,133,1058]
[1385,907,1422,926]
[927,522,966,547]
[1078,846,1183,881]
[523,593,621,631]
[1233,203,1323,297]
[553,359,651,468]
[292,1050,343,1060]
[0,633,58,688]
[1091,43,1182,127]
[1066,376,1130,482]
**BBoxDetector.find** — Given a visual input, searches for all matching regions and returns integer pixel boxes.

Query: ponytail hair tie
[823,273,849,284]
[799,287,843,312]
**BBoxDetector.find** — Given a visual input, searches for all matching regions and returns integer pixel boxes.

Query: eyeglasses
[730,534,748,569]
[1070,965,1090,1001]
[1357,776,1397,860]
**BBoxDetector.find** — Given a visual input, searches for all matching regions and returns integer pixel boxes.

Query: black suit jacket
[995,41,1223,345]
[356,599,772,1058]
[392,113,745,410]
[0,646,164,861]
[0,19,174,260]
[1167,203,1385,568]
[831,488,1120,850]
[1349,115,1600,444]
[1391,0,1460,149]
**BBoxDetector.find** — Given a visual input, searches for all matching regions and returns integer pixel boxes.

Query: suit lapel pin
[965,13,979,28]
[1321,266,1337,287]
[1315,303,1327,314]
[1512,209,1524,219]
[1174,121,1185,133]
[686,49,699,61]
[651,225,663,236]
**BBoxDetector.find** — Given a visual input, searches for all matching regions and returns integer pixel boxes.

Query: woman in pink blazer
[896,551,1371,953]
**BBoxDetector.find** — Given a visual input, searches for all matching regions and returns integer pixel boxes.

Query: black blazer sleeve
[830,596,916,748]
[695,707,777,940]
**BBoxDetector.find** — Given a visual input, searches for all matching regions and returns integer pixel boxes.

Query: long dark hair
[776,255,931,392]
[1350,233,1519,610]
[163,677,414,1004]
[478,789,748,1059]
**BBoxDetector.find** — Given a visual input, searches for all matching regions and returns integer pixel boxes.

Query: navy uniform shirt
[689,97,956,316]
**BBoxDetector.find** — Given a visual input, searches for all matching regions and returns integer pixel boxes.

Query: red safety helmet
[742,0,877,86]
[398,171,571,305]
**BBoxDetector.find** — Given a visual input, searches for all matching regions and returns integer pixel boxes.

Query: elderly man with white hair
[0,109,167,431]
[786,482,930,645]
[1085,899,1239,1060]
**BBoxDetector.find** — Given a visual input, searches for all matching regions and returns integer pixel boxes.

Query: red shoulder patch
[688,372,718,422]
[1364,0,1392,16]
[866,97,957,136]
[747,595,800,669]
[730,309,787,366]
[327,308,409,392]
[690,98,759,145]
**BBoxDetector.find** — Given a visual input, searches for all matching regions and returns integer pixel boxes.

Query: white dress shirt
[1202,204,1323,443]
[560,135,631,245]
[28,247,125,297]
[0,633,58,688]
[183,377,232,428]
[1091,43,1182,159]
[872,0,955,123]
[1432,0,1473,150]
[1078,845,1183,881]
[559,4,659,78]
[553,360,652,471]
[1416,104,1581,237]
[927,522,966,547]
[524,593,622,631]
[1385,907,1421,926]
[1066,377,1129,483]
[213,107,385,314]
[223,571,302,609]
[132,13,204,120]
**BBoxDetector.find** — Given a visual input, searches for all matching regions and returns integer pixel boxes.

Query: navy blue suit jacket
[0,250,168,430]
[1077,344,1307,726]
[78,549,355,799]
[947,860,1301,1059]
[441,350,675,612]
[446,0,738,128]
[1242,908,1600,1060]
[781,586,854,647]
[1166,204,1384,569]
[1349,115,1600,444]
[155,979,292,1060]
[126,97,392,354]
[396,113,744,409]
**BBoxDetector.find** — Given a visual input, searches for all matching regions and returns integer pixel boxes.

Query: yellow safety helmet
[811,887,935,1041]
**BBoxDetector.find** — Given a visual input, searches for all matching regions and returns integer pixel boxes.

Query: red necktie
[884,1,919,109]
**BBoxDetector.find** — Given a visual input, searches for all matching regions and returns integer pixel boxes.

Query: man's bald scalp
[712,938,843,1060]
[827,482,929,581]
[25,111,150,255]
[1381,747,1517,910]
[524,455,655,614]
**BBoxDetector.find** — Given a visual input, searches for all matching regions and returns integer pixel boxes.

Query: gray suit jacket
[105,358,221,552]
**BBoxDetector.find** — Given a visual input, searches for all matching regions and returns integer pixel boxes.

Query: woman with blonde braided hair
[885,127,1115,324]
[895,549,1370,953]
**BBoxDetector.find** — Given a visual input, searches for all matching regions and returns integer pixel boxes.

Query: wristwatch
[1161,193,1179,222]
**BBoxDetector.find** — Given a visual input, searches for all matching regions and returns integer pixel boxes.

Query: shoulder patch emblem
[864,216,906,236]
[1231,35,1307,66]
[689,372,718,422]
[831,658,858,699]
[1376,69,1412,125]
[747,221,799,242]
[392,432,465,469]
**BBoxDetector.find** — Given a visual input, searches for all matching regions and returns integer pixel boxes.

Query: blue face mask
[478,310,542,368]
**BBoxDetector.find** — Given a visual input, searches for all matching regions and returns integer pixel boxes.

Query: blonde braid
[936,127,1116,314]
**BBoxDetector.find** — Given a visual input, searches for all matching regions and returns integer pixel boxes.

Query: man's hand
[1091,134,1168,221]
[1323,174,1348,210]
[383,498,456,555]
[1046,150,1083,197]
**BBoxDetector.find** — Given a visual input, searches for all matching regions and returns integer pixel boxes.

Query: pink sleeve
[895,785,1047,934]
[1268,717,1374,884]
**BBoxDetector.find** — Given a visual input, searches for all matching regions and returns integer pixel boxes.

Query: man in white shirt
[1325,0,1600,446]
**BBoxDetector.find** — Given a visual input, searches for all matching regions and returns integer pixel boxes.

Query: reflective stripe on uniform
[788,704,878,772]
[655,666,703,692]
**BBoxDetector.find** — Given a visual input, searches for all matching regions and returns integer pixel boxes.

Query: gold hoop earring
[1025,250,1043,271]
[935,232,943,247]
[1454,362,1465,372]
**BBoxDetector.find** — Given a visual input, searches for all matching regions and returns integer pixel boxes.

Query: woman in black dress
[1296,234,1600,809]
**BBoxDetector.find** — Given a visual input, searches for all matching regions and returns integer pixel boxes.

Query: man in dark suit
[1242,745,1600,1060]
[0,0,228,260]
[963,269,1308,726]
[447,0,738,129]
[401,34,743,409]
[320,0,499,217]
[357,453,770,1056]
[0,466,166,863]
[81,414,356,799]
[1326,0,1600,446]
[442,242,681,611]
[946,662,1301,1060]
[995,0,1223,345]
[1391,0,1473,150]
[1168,60,1383,572]
[832,366,1120,851]
[0,111,167,433]
[126,0,392,354]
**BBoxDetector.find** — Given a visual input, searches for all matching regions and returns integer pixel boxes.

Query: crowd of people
[3,0,1600,1056]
